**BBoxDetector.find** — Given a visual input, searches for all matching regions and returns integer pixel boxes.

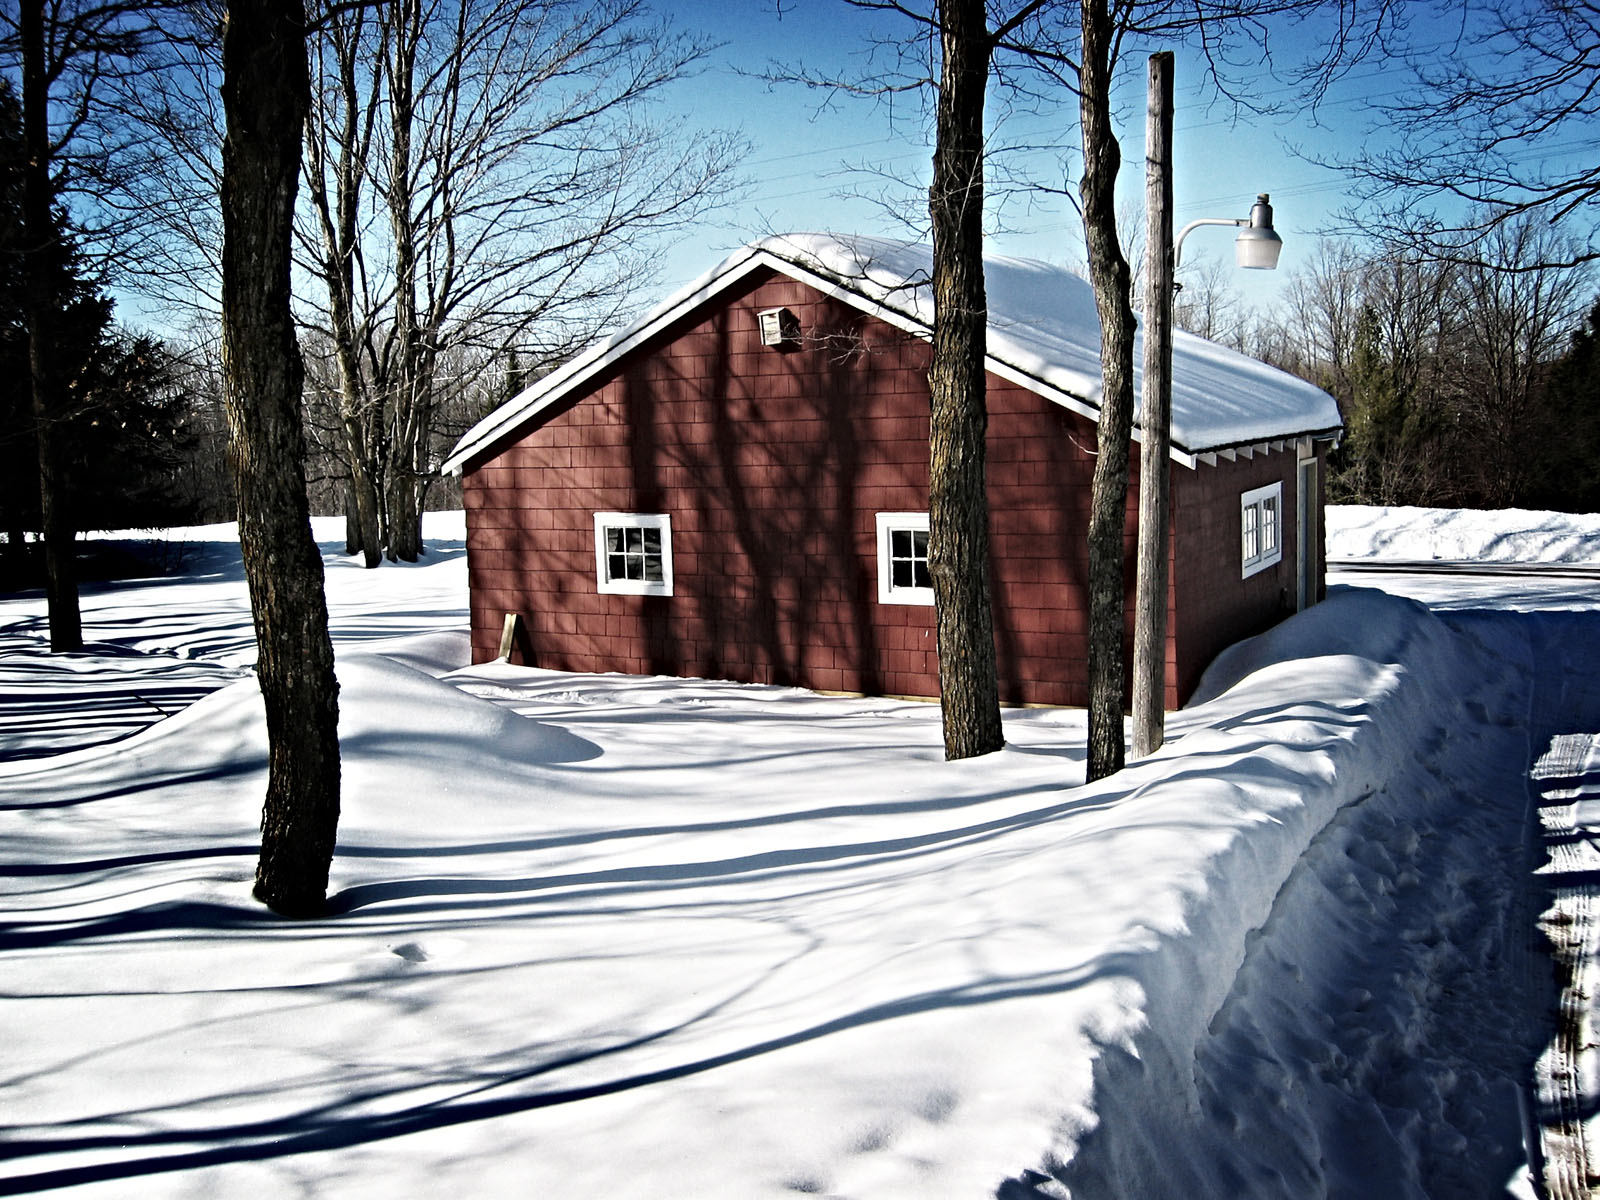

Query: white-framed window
[1240,482,1283,578]
[876,512,934,606]
[594,512,673,596]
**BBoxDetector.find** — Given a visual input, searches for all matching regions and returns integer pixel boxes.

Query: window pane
[597,515,672,594]
[1263,497,1280,550]
[876,514,935,605]
[884,523,931,593]
[1243,506,1259,560]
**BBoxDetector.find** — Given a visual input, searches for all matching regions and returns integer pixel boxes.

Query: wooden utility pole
[1132,51,1174,759]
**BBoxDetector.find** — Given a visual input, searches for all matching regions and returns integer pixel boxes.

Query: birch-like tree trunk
[1079,0,1136,781]
[221,0,341,917]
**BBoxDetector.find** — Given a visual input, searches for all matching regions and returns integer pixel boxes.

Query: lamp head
[1234,193,1282,270]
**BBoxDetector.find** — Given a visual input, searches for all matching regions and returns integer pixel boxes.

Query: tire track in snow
[1531,731,1600,1199]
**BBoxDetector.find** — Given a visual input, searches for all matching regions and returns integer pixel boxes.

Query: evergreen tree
[1534,299,1600,513]
[65,334,195,530]
[0,77,27,565]
[0,77,196,583]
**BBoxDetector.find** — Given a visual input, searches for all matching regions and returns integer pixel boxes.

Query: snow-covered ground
[1329,505,1600,615]
[2,507,1597,1197]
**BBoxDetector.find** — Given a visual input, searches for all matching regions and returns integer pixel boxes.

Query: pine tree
[0,77,193,583]
[1537,299,1600,512]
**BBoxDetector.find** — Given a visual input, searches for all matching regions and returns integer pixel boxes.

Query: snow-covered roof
[442,232,1342,474]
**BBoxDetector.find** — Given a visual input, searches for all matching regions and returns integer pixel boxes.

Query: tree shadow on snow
[0,951,1138,1196]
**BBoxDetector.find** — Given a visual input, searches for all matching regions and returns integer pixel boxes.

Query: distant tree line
[1176,212,1598,513]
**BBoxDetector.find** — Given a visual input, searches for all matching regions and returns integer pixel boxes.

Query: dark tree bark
[927,0,1004,761]
[220,0,341,917]
[20,0,81,652]
[1079,0,1136,781]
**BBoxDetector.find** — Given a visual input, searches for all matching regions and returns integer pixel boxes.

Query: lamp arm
[1172,216,1245,268]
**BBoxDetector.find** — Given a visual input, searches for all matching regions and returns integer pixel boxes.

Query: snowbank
[1053,591,1550,1196]
[1330,505,1600,565]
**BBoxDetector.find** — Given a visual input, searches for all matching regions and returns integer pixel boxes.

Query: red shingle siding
[465,266,1307,709]
[1169,447,1301,704]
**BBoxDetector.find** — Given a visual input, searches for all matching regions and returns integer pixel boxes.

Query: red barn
[443,234,1341,710]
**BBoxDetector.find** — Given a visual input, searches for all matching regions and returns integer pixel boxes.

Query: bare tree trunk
[927,0,1003,761]
[382,0,420,563]
[344,484,359,553]
[1079,0,1135,780]
[20,0,82,653]
[385,454,422,561]
[305,8,383,568]
[379,0,439,563]
[344,439,383,564]
[221,0,341,917]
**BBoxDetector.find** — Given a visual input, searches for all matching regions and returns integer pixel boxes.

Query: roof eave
[1189,425,1345,467]
[442,246,787,474]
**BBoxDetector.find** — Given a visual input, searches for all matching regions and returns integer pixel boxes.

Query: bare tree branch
[1328,0,1600,267]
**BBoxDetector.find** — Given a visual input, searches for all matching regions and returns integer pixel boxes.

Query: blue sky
[648,0,1407,317]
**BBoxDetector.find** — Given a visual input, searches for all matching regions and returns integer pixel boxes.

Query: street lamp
[1133,55,1283,763]
[1173,193,1283,271]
